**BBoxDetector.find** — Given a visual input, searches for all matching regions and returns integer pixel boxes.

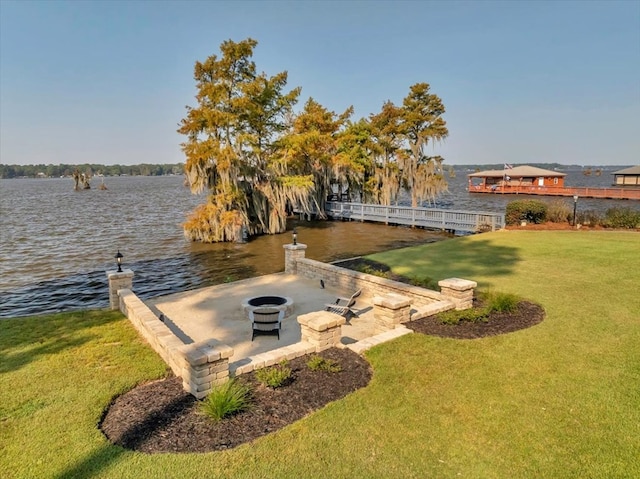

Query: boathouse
[468,165,566,192]
[612,166,640,186]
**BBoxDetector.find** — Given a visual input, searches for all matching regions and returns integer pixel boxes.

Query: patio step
[347,326,413,354]
[410,300,455,320]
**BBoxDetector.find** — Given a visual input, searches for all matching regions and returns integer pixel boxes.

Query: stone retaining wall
[296,257,446,308]
[117,288,233,400]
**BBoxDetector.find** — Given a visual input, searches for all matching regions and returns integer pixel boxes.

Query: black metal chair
[249,308,284,341]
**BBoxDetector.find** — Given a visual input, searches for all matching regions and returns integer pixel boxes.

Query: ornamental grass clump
[255,360,292,388]
[545,199,572,223]
[485,291,519,313]
[438,307,489,325]
[437,291,520,324]
[306,355,342,373]
[200,379,251,422]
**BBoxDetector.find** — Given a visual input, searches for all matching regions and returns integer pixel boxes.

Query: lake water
[0,170,635,318]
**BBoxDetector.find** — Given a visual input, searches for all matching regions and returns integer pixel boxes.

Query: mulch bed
[100,348,372,454]
[406,299,545,339]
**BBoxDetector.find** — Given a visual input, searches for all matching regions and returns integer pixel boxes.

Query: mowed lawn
[1,231,638,478]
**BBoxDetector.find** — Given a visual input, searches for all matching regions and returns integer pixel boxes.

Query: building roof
[467,165,566,178]
[612,165,640,175]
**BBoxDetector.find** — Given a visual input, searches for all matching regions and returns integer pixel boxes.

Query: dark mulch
[406,299,545,339]
[100,348,372,454]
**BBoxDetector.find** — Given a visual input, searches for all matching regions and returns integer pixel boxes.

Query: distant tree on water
[178,38,449,243]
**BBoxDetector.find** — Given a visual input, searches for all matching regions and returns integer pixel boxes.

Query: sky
[0,0,639,167]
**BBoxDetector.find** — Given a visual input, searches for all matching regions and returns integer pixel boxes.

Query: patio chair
[325,289,361,320]
[250,307,284,341]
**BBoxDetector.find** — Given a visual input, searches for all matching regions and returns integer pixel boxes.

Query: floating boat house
[612,166,640,186]
[468,165,566,192]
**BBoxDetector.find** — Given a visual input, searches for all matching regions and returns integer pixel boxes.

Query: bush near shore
[506,199,640,228]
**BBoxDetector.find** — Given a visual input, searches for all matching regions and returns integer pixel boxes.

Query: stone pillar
[283,243,307,274]
[373,293,411,333]
[106,269,134,310]
[438,278,477,310]
[178,339,234,400]
[298,311,345,351]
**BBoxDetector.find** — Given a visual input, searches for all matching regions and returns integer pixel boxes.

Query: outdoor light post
[115,250,123,272]
[573,195,578,227]
[292,228,298,245]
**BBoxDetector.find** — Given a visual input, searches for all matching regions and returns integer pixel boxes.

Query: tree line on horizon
[180,38,449,243]
[0,163,184,179]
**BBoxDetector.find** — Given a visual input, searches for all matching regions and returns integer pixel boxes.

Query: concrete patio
[146,273,376,373]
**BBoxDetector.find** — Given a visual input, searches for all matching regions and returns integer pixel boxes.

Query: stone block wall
[116,288,233,399]
[296,258,445,308]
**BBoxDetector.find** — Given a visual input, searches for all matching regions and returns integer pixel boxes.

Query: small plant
[438,307,489,324]
[255,360,292,388]
[200,379,251,421]
[223,275,237,283]
[485,291,519,313]
[306,355,342,373]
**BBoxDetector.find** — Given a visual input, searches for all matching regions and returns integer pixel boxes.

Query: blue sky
[1,0,638,166]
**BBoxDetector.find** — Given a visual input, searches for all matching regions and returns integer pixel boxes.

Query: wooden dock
[324,202,505,233]
[469,185,640,200]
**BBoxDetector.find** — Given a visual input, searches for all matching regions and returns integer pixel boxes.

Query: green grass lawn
[1,231,639,478]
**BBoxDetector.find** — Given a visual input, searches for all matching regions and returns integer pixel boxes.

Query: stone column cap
[373,293,411,309]
[283,243,307,251]
[438,278,477,290]
[106,269,134,279]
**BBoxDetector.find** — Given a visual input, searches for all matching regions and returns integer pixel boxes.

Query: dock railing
[324,202,505,233]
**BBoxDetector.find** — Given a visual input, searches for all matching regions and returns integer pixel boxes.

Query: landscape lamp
[292,228,298,246]
[115,250,123,272]
[573,195,579,227]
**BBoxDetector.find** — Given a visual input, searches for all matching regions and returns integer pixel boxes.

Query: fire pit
[242,295,294,319]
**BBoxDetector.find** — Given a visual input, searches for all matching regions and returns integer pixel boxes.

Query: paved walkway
[146,273,375,371]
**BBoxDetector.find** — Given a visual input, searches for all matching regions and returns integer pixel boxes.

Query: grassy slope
[1,231,638,478]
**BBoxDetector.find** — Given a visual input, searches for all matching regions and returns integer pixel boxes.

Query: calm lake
[0,169,635,318]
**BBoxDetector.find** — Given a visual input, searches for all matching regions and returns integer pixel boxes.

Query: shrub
[546,199,572,223]
[200,379,251,421]
[577,209,602,226]
[485,291,519,313]
[602,207,640,229]
[306,355,342,373]
[506,200,548,225]
[255,360,292,388]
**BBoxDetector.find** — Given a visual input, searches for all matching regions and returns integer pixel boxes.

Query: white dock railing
[324,202,505,233]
